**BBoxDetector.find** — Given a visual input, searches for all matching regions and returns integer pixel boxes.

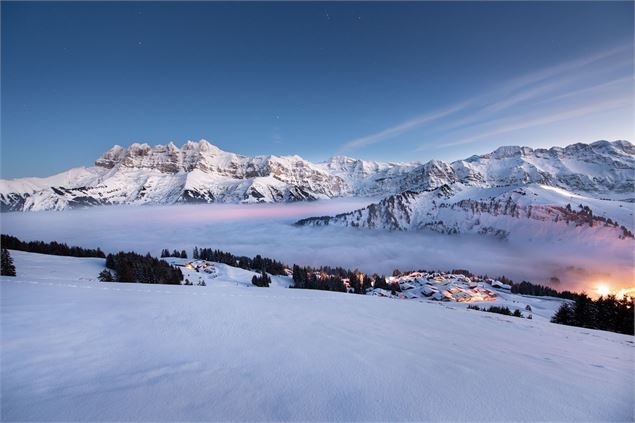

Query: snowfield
[1,251,633,421]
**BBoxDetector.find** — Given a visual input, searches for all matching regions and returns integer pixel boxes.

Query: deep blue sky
[2,1,633,178]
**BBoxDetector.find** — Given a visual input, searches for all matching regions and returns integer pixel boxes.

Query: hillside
[297,183,635,240]
[1,250,633,421]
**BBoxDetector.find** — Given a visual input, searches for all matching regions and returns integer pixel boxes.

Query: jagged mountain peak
[324,155,361,165]
[586,139,634,155]
[94,139,233,172]
[182,139,215,151]
[487,145,533,159]
[193,139,224,154]
[607,139,634,151]
[95,145,126,169]
[1,139,632,211]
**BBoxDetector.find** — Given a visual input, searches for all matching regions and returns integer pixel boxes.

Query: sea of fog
[1,199,632,293]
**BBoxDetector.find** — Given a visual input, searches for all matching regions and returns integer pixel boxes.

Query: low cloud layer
[2,200,632,293]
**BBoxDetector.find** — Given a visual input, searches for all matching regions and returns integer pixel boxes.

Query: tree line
[101,251,183,284]
[160,249,188,259]
[291,264,348,292]
[551,294,633,335]
[1,234,105,258]
[561,204,633,239]
[468,304,528,319]
[291,264,399,294]
[510,280,579,300]
[193,247,287,276]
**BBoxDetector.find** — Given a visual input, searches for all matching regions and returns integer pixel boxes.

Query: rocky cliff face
[296,182,635,240]
[0,140,352,211]
[1,139,633,212]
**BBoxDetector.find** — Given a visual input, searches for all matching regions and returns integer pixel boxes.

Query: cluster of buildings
[372,271,509,302]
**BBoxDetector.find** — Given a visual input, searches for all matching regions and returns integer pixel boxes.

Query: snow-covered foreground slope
[2,251,633,421]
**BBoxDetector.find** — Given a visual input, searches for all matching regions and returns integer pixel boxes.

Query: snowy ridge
[0,139,633,211]
[297,183,635,240]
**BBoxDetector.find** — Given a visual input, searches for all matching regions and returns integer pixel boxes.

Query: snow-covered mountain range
[296,140,635,239]
[0,140,419,211]
[1,140,633,224]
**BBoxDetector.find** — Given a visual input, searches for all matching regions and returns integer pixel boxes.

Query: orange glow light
[595,284,611,297]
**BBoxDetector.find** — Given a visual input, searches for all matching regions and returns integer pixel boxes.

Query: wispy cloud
[340,100,472,151]
[477,51,632,115]
[535,75,632,106]
[496,44,630,94]
[440,96,632,148]
[340,43,632,153]
[433,73,633,138]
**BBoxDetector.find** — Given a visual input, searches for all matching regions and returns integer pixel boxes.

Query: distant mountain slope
[1,139,633,211]
[296,183,635,240]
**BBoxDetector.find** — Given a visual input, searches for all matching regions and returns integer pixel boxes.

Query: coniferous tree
[1,234,105,258]
[1,248,16,276]
[551,294,633,335]
[252,270,271,287]
[551,303,574,325]
[373,276,389,290]
[105,251,183,284]
[98,269,114,282]
[193,246,199,260]
[390,282,402,293]
[485,306,512,316]
[510,280,578,300]
[573,293,596,328]
[362,275,373,293]
[616,296,634,335]
[105,254,115,269]
[180,250,187,259]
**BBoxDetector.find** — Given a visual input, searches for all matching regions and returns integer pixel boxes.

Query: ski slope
[1,251,633,421]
